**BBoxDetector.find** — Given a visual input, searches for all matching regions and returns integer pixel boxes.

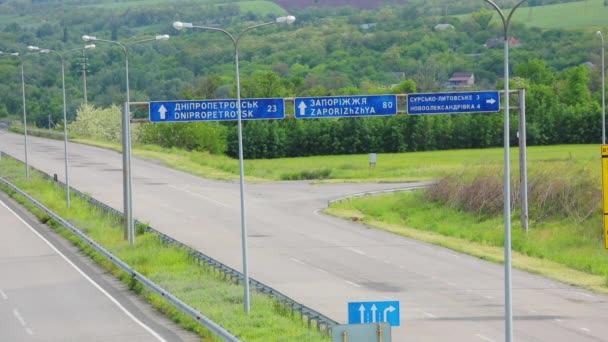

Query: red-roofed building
[448,72,475,88]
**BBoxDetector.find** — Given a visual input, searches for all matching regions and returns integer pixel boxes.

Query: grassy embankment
[457,0,608,29]
[0,156,329,342]
[74,139,608,292]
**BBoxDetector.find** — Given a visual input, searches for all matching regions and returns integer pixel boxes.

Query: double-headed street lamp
[598,31,605,144]
[82,34,169,245]
[0,51,29,179]
[173,15,295,314]
[483,2,527,341]
[27,44,96,208]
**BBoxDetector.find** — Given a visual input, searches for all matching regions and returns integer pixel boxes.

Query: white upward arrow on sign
[298,101,307,116]
[486,98,496,105]
[359,304,365,323]
[158,105,167,120]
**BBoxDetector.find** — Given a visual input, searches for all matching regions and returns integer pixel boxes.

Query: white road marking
[580,328,591,333]
[290,257,306,265]
[25,328,34,335]
[346,281,361,288]
[13,309,26,326]
[574,292,595,299]
[555,319,562,323]
[475,333,496,342]
[484,295,494,300]
[0,199,167,342]
[382,296,392,300]
[0,288,7,300]
[317,268,329,274]
[446,281,457,287]
[420,311,437,318]
[528,309,538,314]
[168,184,231,209]
[347,247,366,256]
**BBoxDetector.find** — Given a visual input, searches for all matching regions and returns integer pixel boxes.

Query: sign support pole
[518,88,528,233]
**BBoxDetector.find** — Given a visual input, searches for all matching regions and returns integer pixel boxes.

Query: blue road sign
[149,98,285,123]
[294,95,397,119]
[348,301,400,327]
[407,91,500,115]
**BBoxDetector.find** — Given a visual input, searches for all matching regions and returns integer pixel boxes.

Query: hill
[272,0,401,10]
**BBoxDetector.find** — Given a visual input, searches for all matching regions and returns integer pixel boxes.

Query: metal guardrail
[0,172,240,342]
[0,152,338,334]
[327,182,434,206]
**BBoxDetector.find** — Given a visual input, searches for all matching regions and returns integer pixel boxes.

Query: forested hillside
[0,0,606,158]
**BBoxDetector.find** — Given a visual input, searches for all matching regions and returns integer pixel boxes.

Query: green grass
[457,0,608,29]
[326,181,608,292]
[74,138,601,183]
[0,156,330,342]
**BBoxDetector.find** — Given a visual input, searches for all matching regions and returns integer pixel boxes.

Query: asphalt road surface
[2,130,608,342]
[0,191,200,342]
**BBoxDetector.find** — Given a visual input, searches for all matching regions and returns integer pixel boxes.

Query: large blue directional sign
[294,95,397,119]
[348,301,400,327]
[407,91,500,115]
[149,98,285,123]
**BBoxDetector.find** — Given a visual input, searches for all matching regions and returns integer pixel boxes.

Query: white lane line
[0,288,7,300]
[580,328,591,333]
[345,281,361,288]
[574,292,595,299]
[290,257,306,265]
[446,281,457,287]
[167,184,231,209]
[420,311,437,319]
[554,319,562,323]
[0,199,167,342]
[13,309,27,326]
[347,247,366,256]
[484,295,494,300]
[475,333,496,342]
[317,268,329,274]
[25,328,34,335]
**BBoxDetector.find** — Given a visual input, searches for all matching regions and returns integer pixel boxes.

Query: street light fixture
[27,44,96,208]
[82,34,170,245]
[0,51,29,179]
[598,31,605,144]
[483,2,527,341]
[82,44,96,106]
[173,15,296,314]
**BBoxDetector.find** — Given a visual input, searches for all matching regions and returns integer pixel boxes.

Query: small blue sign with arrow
[407,90,500,115]
[348,300,400,327]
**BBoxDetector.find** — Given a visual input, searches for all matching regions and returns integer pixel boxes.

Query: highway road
[2,130,608,342]
[0,191,199,341]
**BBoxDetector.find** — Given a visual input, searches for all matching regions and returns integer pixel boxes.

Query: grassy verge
[71,137,599,183]
[325,190,608,293]
[0,156,330,342]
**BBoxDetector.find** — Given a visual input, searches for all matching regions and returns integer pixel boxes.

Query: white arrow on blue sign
[407,90,500,115]
[294,95,397,119]
[149,98,285,123]
[348,300,400,327]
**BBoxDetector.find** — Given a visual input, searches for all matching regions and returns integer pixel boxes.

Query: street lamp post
[82,34,169,245]
[173,15,296,314]
[0,51,29,179]
[598,31,606,144]
[27,44,96,208]
[82,45,96,105]
[483,1,527,342]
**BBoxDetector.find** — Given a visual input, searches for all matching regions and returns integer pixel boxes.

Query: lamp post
[598,31,606,144]
[173,15,296,314]
[82,34,169,245]
[0,51,29,179]
[483,2,527,341]
[82,44,95,105]
[27,44,96,208]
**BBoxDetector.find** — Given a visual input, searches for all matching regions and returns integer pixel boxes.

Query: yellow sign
[602,145,608,248]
